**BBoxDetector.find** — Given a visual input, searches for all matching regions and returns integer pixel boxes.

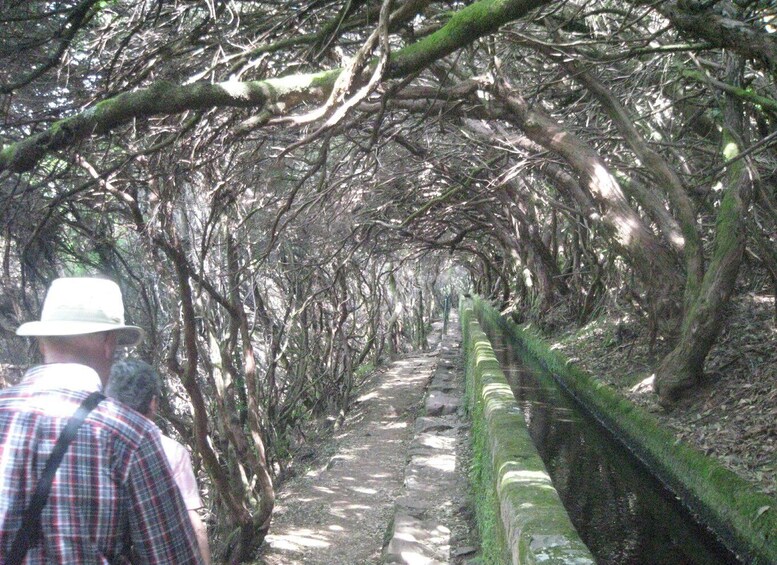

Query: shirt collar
[21,363,103,393]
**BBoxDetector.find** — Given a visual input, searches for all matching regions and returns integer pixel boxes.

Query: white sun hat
[15,277,144,347]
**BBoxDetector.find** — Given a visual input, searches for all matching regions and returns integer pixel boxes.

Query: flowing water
[486,332,741,565]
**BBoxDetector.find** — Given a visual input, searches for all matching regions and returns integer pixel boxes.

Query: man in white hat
[0,277,203,564]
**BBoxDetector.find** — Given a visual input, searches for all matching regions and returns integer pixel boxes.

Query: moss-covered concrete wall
[461,304,595,564]
[471,297,777,565]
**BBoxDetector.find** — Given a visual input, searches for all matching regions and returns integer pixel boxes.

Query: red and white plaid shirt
[0,363,203,564]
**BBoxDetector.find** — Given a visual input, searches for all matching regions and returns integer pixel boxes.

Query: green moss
[470,409,506,565]
[471,297,777,564]
[707,139,746,267]
[390,0,536,77]
[683,70,777,114]
[462,304,594,564]
[354,362,375,379]
[464,307,508,564]
[0,143,16,165]
[382,514,395,549]
[304,68,341,90]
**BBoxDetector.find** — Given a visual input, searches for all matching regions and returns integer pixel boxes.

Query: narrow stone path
[256,315,477,565]
[383,311,477,564]
[257,334,442,564]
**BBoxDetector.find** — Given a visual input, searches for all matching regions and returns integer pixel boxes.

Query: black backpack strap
[5,391,106,565]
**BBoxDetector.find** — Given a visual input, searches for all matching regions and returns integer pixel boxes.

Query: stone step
[382,312,478,564]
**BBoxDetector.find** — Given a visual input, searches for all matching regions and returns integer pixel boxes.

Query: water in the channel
[486,332,741,565]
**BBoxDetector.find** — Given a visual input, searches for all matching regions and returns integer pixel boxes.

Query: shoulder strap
[5,391,106,565]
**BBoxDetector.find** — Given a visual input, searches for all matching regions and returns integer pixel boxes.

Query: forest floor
[550,291,777,497]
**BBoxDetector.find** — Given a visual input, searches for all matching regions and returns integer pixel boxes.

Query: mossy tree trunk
[0,0,552,175]
[654,57,754,405]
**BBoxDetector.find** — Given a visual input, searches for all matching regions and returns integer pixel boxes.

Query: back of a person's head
[16,276,143,346]
[107,359,161,416]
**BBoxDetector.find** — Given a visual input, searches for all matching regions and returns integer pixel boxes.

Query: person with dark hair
[0,277,203,564]
[108,359,211,565]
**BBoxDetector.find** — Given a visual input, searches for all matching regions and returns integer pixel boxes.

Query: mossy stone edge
[471,296,777,565]
[461,303,595,564]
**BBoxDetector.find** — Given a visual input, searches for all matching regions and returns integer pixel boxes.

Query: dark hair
[106,359,161,416]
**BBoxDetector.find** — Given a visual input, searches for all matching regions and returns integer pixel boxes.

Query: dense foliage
[2,0,776,561]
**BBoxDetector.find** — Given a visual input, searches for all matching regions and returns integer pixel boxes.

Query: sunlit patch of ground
[263,528,331,552]
[256,349,439,564]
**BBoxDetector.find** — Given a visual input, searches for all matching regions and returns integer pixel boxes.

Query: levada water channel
[483,329,741,564]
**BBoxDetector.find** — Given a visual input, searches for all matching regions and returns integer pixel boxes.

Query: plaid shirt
[0,364,203,564]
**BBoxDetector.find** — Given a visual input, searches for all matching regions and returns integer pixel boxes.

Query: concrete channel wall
[461,304,595,564]
[470,297,777,565]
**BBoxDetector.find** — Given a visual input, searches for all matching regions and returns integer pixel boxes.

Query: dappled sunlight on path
[258,341,440,565]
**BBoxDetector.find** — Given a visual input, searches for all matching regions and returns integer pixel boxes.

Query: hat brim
[16,321,144,347]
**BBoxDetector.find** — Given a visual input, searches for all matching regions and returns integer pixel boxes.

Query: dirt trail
[257,335,442,564]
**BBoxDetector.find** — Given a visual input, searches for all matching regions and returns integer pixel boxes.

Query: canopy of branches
[2,0,777,561]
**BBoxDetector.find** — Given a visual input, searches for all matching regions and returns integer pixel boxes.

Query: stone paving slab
[383,312,478,564]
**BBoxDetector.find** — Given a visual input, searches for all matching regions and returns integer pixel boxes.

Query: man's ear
[149,395,159,418]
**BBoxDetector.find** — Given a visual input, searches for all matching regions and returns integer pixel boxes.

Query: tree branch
[1,0,551,175]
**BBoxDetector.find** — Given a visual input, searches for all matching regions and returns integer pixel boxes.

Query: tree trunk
[495,85,683,307]
[654,57,754,404]
[165,239,256,558]
[625,0,777,72]
[226,234,275,552]
[554,57,704,314]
